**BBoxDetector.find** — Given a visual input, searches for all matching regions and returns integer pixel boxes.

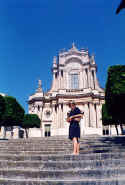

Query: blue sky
[0,0,125,112]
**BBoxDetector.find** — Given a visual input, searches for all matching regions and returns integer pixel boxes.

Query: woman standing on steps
[67,101,83,155]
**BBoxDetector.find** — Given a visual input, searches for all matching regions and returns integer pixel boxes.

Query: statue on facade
[36,79,43,93]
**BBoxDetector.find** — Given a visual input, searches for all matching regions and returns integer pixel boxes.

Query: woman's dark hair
[68,101,76,107]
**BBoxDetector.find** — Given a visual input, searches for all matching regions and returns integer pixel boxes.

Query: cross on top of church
[72,42,76,49]
[69,42,78,52]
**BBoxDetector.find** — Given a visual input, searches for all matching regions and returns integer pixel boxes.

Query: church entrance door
[45,124,51,137]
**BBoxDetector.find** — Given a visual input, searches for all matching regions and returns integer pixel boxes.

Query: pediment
[65,57,83,68]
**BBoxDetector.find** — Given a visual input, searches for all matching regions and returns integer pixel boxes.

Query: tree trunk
[115,124,119,135]
[3,127,6,139]
[120,123,124,135]
[25,128,29,138]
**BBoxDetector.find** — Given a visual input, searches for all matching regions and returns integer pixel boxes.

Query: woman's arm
[70,114,83,119]
[66,117,71,122]
[70,113,84,122]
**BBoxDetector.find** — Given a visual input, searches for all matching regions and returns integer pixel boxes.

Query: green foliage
[2,96,25,127]
[102,103,118,126]
[102,104,112,126]
[21,114,41,129]
[106,65,125,95]
[105,65,125,124]
[0,95,5,122]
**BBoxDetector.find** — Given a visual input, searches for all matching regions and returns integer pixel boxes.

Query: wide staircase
[0,136,125,185]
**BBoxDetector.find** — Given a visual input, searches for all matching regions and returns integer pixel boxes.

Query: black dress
[68,107,81,140]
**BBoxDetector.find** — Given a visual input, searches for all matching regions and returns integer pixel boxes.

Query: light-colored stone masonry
[28,44,105,137]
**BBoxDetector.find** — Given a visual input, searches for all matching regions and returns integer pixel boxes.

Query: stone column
[84,103,89,127]
[37,105,42,120]
[52,71,56,90]
[79,71,83,89]
[61,71,63,89]
[55,104,58,129]
[0,127,5,138]
[59,103,63,128]
[65,104,70,131]
[40,106,43,137]
[94,104,98,128]
[55,73,58,90]
[52,104,56,129]
[34,105,37,114]
[90,70,94,89]
[67,73,70,89]
[60,71,63,89]
[61,104,64,128]
[82,70,84,89]
[59,103,61,128]
[63,71,66,89]
[58,104,62,128]
[55,72,58,90]
[59,70,61,89]
[93,70,99,90]
[87,103,90,127]
[63,103,67,128]
[89,103,96,127]
[85,69,88,88]
[62,70,65,89]
[51,71,57,91]
[88,69,91,88]
[83,70,86,89]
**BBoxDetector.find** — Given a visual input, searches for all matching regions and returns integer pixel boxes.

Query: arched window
[70,73,79,89]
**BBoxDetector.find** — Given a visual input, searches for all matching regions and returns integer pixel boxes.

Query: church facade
[28,44,105,137]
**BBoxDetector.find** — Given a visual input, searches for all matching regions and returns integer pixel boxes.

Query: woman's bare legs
[77,141,80,155]
[73,137,77,154]
[72,137,80,155]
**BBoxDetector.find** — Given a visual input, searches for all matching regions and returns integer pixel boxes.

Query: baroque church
[28,44,105,137]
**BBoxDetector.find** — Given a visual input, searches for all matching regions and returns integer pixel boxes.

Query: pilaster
[61,104,64,128]
[89,103,96,127]
[59,70,61,89]
[88,69,91,88]
[83,70,87,89]
[51,104,56,129]
[79,71,83,89]
[63,71,67,89]
[96,104,102,128]
[90,70,94,89]
[84,103,89,127]
[58,104,62,128]
[94,70,99,90]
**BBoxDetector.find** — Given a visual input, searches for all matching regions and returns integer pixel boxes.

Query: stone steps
[0,159,124,170]
[0,147,123,152]
[0,143,123,148]
[0,168,124,179]
[0,149,124,155]
[0,178,125,185]
[0,135,122,142]
[0,136,125,185]
[0,152,124,161]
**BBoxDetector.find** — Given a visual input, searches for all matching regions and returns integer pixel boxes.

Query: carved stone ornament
[44,109,52,118]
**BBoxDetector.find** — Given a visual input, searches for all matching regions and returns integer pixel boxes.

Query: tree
[105,65,125,135]
[102,104,112,126]
[1,96,25,127]
[116,0,125,14]
[102,104,119,135]
[21,114,41,138]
